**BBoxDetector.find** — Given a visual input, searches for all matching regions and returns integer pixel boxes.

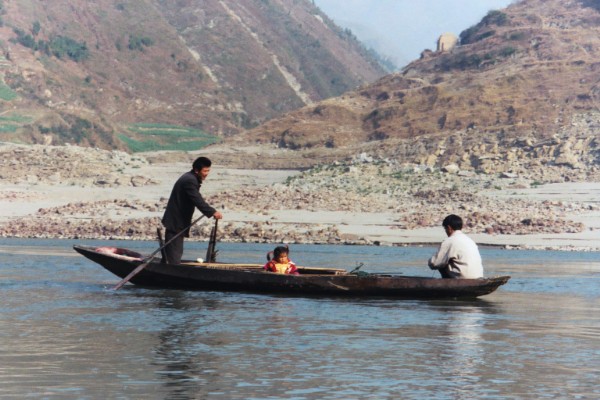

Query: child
[263,245,299,275]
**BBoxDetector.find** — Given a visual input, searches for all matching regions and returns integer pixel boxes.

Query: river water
[1,238,599,399]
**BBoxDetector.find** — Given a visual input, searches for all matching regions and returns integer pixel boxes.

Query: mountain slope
[0,0,387,149]
[235,0,600,175]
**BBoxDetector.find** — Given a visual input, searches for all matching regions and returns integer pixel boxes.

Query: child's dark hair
[267,245,289,261]
[273,245,289,259]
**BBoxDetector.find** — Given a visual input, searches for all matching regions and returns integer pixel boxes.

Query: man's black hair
[192,157,212,171]
[442,214,463,230]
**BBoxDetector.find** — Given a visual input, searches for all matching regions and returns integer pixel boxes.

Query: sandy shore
[1,153,600,251]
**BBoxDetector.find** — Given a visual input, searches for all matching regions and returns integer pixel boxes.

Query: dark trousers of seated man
[438,265,460,279]
[439,266,452,278]
[162,229,184,265]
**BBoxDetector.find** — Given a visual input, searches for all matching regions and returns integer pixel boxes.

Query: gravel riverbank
[1,143,599,251]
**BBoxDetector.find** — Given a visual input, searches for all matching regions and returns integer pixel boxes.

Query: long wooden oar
[112,215,205,290]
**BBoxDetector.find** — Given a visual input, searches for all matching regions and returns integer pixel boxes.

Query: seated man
[428,214,483,279]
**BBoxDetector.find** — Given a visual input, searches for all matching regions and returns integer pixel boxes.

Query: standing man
[428,214,483,279]
[162,157,223,264]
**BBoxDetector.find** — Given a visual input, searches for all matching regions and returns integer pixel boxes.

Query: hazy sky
[313,0,515,68]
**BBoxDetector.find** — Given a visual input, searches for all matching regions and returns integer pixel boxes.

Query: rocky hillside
[235,0,600,178]
[0,0,387,149]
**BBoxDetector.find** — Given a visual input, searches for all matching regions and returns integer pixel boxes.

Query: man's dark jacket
[162,171,216,236]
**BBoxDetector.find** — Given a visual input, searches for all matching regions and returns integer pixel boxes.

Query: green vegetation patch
[49,36,89,62]
[0,113,31,132]
[128,35,154,51]
[0,81,17,101]
[11,24,89,63]
[120,123,220,153]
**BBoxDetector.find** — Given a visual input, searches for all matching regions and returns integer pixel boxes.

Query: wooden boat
[73,244,510,299]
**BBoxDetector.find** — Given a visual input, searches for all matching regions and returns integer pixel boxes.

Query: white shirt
[428,230,483,279]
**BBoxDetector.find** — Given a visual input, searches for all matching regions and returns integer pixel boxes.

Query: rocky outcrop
[363,114,600,183]
[0,143,156,187]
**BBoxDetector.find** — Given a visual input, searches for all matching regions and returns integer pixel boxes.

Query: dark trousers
[162,229,184,264]
[438,266,459,279]
[438,267,452,279]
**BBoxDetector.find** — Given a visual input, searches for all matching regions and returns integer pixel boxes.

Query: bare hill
[0,0,387,149]
[234,0,600,177]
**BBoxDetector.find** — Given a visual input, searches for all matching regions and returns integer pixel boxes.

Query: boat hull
[73,245,510,298]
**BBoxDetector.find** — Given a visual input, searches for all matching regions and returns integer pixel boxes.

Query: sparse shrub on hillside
[368,131,389,141]
[12,28,89,62]
[70,118,92,142]
[439,52,484,70]
[43,118,92,143]
[38,116,116,147]
[437,44,518,71]
[460,27,478,45]
[37,40,49,54]
[128,35,154,51]
[312,105,325,115]
[32,21,41,36]
[474,30,496,43]
[363,108,397,129]
[460,10,509,45]
[49,36,89,62]
[499,46,517,57]
[11,28,37,49]
[460,27,495,45]
[482,10,509,27]
[376,92,390,101]
[507,31,526,41]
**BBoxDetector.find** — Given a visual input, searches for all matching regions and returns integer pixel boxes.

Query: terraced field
[119,123,220,152]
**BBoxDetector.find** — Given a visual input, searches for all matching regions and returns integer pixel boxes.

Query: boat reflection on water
[432,303,493,390]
